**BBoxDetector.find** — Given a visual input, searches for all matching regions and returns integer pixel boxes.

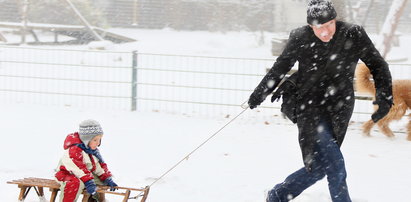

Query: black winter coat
[250,21,392,170]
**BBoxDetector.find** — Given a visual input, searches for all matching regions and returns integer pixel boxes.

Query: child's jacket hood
[63,132,82,150]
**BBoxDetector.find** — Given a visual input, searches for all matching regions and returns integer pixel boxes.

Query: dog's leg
[376,119,395,138]
[362,119,374,136]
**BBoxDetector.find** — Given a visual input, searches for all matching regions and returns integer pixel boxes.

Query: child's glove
[104,177,118,191]
[84,180,97,195]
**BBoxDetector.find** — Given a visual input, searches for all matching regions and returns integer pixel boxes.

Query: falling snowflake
[317,125,325,133]
[267,80,275,88]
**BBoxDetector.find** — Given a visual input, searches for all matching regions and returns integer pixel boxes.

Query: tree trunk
[377,0,408,59]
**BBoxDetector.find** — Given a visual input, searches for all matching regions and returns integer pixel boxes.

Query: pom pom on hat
[307,0,337,25]
[79,119,103,147]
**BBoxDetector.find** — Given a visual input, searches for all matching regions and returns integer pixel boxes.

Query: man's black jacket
[250,21,393,170]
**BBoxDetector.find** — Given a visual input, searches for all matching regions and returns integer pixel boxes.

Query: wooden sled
[7,177,150,202]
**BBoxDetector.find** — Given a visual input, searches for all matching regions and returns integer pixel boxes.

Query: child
[55,119,118,202]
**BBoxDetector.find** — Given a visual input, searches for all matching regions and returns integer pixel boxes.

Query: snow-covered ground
[1,28,411,202]
[1,103,410,202]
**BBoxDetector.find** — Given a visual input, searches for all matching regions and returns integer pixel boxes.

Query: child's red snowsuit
[55,133,112,202]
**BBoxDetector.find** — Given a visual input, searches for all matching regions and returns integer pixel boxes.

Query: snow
[107,28,276,58]
[307,0,334,22]
[1,28,411,202]
[1,103,410,202]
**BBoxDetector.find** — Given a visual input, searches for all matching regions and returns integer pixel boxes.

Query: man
[248,0,393,202]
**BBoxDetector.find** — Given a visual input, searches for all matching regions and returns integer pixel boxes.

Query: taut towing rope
[132,102,250,199]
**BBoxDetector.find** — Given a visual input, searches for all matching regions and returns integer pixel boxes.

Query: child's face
[89,135,103,150]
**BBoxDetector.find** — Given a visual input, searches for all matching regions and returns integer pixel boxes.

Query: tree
[377,0,409,58]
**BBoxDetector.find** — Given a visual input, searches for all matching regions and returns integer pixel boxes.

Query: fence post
[131,51,138,111]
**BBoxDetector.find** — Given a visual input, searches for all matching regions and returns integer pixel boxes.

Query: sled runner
[7,177,150,202]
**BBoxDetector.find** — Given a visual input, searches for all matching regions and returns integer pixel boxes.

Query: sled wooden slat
[7,177,150,202]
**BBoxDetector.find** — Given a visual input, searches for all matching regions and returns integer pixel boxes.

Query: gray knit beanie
[79,119,103,147]
[307,0,337,25]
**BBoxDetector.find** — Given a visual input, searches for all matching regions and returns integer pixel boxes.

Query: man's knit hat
[307,0,337,25]
[79,119,103,147]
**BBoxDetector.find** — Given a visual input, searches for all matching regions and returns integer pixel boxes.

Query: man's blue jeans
[267,120,351,202]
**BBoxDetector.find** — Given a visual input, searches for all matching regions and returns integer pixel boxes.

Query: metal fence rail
[135,53,410,120]
[135,52,273,116]
[0,45,136,110]
[0,46,408,120]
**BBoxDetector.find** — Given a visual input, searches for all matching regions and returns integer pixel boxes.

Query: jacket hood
[63,132,83,150]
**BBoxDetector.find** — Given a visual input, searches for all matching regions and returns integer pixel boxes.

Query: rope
[147,105,249,188]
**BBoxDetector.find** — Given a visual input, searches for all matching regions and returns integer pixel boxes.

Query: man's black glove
[271,80,296,103]
[371,100,392,123]
[248,93,264,109]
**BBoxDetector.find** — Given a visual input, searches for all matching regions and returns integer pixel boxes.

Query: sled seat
[7,177,150,202]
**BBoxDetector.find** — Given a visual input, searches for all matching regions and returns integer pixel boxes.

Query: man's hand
[371,100,392,123]
[271,88,283,103]
[271,80,295,103]
[248,93,263,109]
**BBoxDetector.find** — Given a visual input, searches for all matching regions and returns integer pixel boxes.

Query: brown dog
[355,63,411,140]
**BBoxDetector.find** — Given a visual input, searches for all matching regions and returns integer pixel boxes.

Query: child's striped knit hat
[79,119,103,147]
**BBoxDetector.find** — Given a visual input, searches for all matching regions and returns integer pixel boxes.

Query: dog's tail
[355,63,376,95]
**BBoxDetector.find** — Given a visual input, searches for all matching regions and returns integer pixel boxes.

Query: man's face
[310,19,336,42]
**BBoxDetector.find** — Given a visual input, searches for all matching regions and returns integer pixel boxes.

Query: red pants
[56,172,84,202]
